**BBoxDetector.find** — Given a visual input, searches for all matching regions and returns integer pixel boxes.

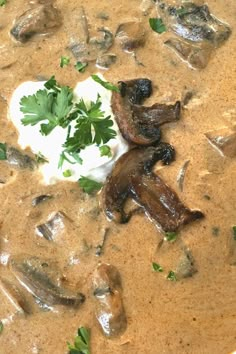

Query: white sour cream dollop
[9,76,128,184]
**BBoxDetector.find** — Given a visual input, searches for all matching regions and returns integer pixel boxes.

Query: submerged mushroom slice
[6,146,37,170]
[10,255,85,307]
[111,79,181,145]
[165,38,212,69]
[161,2,231,47]
[10,2,62,42]
[205,128,236,158]
[116,21,146,52]
[102,144,203,232]
[92,264,127,337]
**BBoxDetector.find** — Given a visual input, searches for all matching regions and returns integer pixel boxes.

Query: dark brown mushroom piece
[205,128,236,158]
[111,79,181,145]
[10,1,62,43]
[102,143,204,232]
[10,255,85,307]
[165,38,212,69]
[92,263,127,337]
[116,21,146,52]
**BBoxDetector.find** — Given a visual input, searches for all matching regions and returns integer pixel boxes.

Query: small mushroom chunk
[111,79,181,145]
[36,211,66,241]
[10,2,62,42]
[165,38,212,69]
[205,128,236,158]
[0,277,31,315]
[92,264,127,337]
[10,255,85,307]
[96,54,117,70]
[32,194,53,207]
[6,146,37,170]
[102,143,204,232]
[90,28,113,51]
[162,3,231,47]
[116,21,146,52]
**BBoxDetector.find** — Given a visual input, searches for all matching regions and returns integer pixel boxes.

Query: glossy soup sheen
[0,0,236,353]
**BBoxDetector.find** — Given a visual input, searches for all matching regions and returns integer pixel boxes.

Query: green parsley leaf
[99,145,112,158]
[0,321,3,334]
[164,232,178,243]
[75,62,88,73]
[149,18,166,34]
[35,152,48,164]
[152,262,163,272]
[167,271,177,281]
[67,327,90,354]
[63,169,72,177]
[20,80,73,136]
[232,226,236,241]
[0,143,7,160]
[0,0,6,6]
[91,75,120,92]
[44,76,57,90]
[64,95,116,152]
[79,176,103,194]
[60,56,70,68]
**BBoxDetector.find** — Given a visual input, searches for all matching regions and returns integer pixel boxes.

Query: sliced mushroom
[68,7,113,63]
[10,255,85,307]
[205,128,236,158]
[35,211,66,241]
[6,146,37,170]
[111,79,181,145]
[10,2,62,42]
[92,264,127,337]
[165,38,212,69]
[131,174,203,233]
[0,277,31,315]
[116,21,146,52]
[102,144,204,232]
[161,2,231,47]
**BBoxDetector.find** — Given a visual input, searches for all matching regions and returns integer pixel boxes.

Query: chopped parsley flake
[63,169,72,177]
[78,176,103,194]
[35,152,48,164]
[67,327,90,354]
[152,262,163,272]
[60,56,70,68]
[75,62,88,73]
[0,0,6,6]
[0,321,3,334]
[99,145,112,158]
[167,271,177,281]
[164,232,178,243]
[0,143,7,160]
[149,18,166,34]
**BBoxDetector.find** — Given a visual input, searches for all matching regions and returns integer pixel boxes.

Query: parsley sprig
[67,327,90,354]
[20,76,116,168]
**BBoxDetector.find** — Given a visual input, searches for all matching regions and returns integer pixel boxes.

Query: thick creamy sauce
[0,1,236,353]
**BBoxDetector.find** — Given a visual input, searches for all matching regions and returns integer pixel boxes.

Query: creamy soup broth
[0,0,236,353]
